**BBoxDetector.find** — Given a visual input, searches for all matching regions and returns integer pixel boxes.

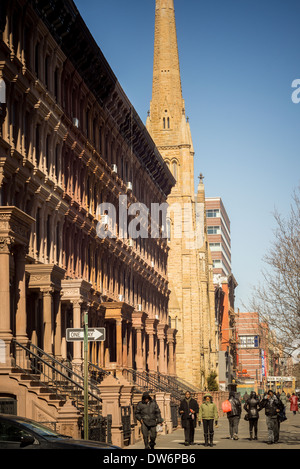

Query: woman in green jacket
[198,393,219,447]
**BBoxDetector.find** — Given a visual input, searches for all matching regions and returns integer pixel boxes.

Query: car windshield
[20,421,70,439]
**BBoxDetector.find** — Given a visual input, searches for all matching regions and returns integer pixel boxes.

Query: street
[127,410,300,450]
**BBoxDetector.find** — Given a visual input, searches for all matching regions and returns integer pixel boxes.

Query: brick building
[236,312,269,385]
[206,197,238,390]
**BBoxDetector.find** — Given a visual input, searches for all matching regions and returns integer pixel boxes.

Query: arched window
[172,160,178,180]
[0,79,6,104]
[45,135,50,173]
[35,125,40,167]
[163,114,170,130]
[35,42,40,78]
[166,218,171,241]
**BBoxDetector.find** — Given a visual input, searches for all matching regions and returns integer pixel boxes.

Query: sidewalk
[127,410,300,450]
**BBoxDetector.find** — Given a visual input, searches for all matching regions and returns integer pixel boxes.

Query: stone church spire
[149,0,183,133]
[146,0,218,389]
[146,0,194,195]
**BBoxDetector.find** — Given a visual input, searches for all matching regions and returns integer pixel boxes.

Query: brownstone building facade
[0,0,177,424]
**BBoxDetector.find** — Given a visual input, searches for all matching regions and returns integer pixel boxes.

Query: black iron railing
[156,372,200,396]
[121,368,183,402]
[10,340,114,443]
[11,340,102,416]
[88,362,111,384]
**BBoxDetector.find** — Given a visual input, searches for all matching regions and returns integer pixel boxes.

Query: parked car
[0,414,120,449]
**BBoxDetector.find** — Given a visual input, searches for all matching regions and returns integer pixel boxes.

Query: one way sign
[66,327,106,342]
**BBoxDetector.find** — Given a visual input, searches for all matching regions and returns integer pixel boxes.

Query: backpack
[222,399,232,413]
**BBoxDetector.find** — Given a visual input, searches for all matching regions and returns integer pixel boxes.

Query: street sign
[66,327,105,342]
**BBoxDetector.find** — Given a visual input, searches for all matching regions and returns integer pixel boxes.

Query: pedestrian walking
[179,391,199,446]
[198,393,219,447]
[135,392,163,449]
[259,390,283,445]
[243,391,249,404]
[289,393,299,415]
[226,391,242,440]
[243,391,260,440]
[280,391,288,419]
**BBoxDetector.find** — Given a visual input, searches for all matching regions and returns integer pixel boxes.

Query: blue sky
[74,0,300,309]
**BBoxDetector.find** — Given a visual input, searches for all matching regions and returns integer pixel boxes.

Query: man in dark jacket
[243,391,260,440]
[227,391,242,440]
[135,392,163,449]
[259,390,283,444]
[179,391,199,446]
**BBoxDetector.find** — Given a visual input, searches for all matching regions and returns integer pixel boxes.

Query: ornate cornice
[32,0,175,198]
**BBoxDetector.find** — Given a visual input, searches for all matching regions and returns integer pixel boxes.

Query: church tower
[146,0,218,388]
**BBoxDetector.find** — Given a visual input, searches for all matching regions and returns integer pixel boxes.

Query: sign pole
[84,310,88,440]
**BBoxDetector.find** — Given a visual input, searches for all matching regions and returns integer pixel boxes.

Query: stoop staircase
[120,368,200,404]
[9,340,107,420]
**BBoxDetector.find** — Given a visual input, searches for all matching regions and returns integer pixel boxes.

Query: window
[35,43,40,78]
[55,145,59,180]
[207,209,220,218]
[172,161,177,180]
[35,125,40,166]
[45,55,50,88]
[54,68,59,101]
[207,226,220,235]
[209,243,221,251]
[0,79,5,104]
[45,135,50,173]
[163,111,170,129]
[166,218,171,241]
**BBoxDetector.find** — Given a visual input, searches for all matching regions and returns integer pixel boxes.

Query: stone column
[71,299,83,369]
[167,328,176,376]
[157,325,166,373]
[42,289,53,355]
[54,291,62,359]
[116,319,123,368]
[14,246,27,341]
[127,322,133,369]
[60,303,67,360]
[0,237,13,368]
[135,327,143,372]
[122,321,128,369]
[147,331,155,373]
[146,319,157,374]
[14,245,29,368]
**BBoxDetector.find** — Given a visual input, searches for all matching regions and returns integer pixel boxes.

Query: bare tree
[250,187,300,357]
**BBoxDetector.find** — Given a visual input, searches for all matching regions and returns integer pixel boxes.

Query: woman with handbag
[243,391,261,440]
